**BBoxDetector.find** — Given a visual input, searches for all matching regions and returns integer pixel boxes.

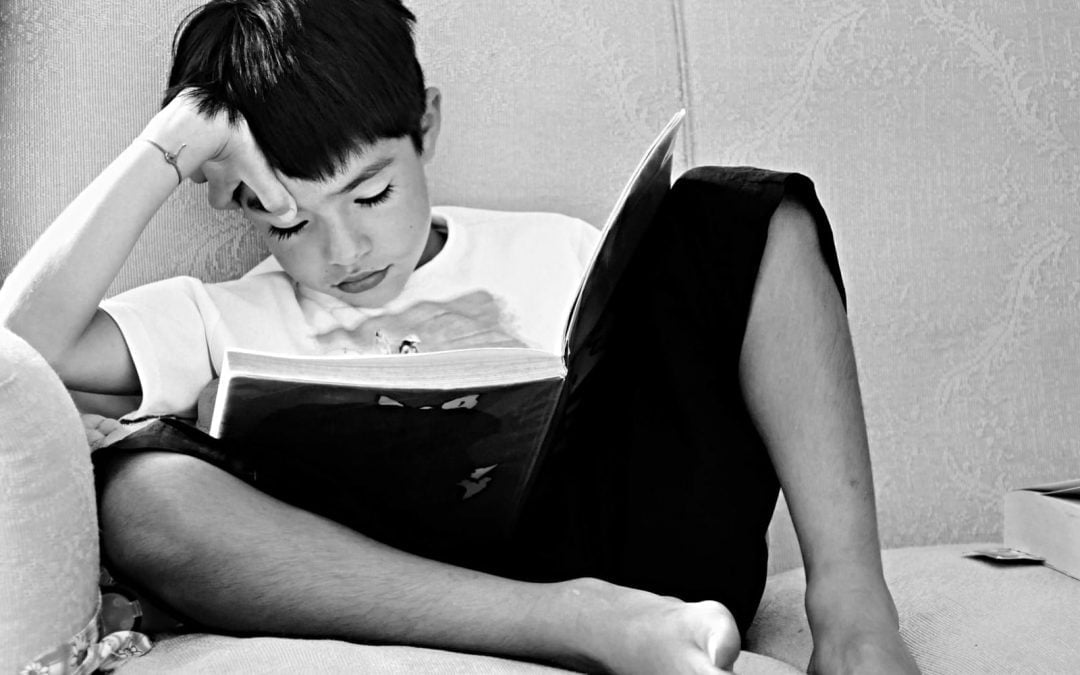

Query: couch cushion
[747,543,1080,673]
[0,328,100,672]
[120,634,801,674]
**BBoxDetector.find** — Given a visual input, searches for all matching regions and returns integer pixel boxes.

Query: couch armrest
[0,328,100,671]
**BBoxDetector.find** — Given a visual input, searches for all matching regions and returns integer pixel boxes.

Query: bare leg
[99,451,740,674]
[739,198,919,673]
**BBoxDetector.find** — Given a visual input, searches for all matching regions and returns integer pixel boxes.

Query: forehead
[277,137,410,198]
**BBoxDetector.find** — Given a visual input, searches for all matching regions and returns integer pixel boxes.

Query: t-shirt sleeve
[100,276,220,419]
[572,217,602,267]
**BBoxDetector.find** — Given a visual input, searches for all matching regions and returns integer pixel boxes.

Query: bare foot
[556,578,741,675]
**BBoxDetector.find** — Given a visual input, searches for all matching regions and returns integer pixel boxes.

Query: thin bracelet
[143,138,186,184]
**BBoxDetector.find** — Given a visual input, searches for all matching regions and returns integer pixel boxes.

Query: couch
[4,0,1080,672]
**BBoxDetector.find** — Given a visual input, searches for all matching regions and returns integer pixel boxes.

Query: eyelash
[355,183,395,208]
[268,220,309,241]
[265,184,395,241]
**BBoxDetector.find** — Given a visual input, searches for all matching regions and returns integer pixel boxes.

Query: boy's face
[240,89,443,308]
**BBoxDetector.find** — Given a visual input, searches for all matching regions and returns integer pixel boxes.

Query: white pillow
[0,328,100,672]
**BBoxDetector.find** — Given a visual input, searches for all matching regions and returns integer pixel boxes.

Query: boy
[0,0,917,672]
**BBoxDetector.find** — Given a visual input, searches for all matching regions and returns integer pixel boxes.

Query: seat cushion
[747,543,1080,673]
[118,633,801,674]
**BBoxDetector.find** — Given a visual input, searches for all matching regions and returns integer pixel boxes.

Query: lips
[335,265,390,294]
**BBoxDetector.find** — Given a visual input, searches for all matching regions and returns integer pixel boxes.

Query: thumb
[246,173,297,223]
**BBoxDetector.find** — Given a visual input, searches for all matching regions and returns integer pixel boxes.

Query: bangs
[165,0,426,181]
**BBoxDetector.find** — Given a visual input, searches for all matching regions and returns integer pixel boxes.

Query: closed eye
[241,191,306,240]
[268,220,309,240]
[355,184,394,208]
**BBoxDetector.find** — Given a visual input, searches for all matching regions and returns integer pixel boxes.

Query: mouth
[335,265,391,294]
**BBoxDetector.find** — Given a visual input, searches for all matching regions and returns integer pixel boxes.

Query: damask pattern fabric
[3,0,1079,568]
[681,1,1080,551]
[0,329,100,672]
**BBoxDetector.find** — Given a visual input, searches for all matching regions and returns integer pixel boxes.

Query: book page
[1027,478,1080,496]
[561,110,685,385]
[208,347,565,437]
[221,347,563,388]
[1043,484,1080,499]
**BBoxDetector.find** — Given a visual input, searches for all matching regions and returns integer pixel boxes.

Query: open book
[208,111,685,560]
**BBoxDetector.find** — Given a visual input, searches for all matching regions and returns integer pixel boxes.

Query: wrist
[138,93,225,180]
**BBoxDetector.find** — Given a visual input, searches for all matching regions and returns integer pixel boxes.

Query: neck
[415,218,447,269]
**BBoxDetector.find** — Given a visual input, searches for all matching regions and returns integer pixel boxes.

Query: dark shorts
[93,166,845,634]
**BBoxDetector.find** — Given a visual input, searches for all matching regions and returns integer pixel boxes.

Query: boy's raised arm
[0,92,295,395]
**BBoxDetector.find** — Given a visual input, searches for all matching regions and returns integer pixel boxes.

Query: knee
[767,196,821,252]
[98,452,220,578]
[759,196,846,307]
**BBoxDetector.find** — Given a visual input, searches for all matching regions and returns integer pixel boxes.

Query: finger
[245,176,296,223]
[206,173,242,210]
[81,413,106,429]
[233,125,297,222]
[97,417,124,436]
[189,167,208,184]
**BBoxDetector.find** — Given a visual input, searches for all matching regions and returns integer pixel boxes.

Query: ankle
[540,577,620,672]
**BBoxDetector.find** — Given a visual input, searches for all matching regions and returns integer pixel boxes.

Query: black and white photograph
[2,1,1078,673]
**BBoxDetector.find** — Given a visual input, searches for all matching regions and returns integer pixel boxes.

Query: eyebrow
[335,156,395,195]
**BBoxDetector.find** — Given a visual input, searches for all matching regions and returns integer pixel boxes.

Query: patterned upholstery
[0,329,99,672]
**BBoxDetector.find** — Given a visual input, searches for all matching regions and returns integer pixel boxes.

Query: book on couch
[207,110,685,551]
[1004,479,1080,581]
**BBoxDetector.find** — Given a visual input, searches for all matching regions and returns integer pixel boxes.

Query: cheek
[268,240,320,281]
[264,237,288,263]
[384,204,429,251]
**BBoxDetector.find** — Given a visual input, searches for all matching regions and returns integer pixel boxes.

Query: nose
[324,214,373,266]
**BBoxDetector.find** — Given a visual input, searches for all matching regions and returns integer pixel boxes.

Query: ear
[419,87,442,165]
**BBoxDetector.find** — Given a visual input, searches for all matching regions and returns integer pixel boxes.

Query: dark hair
[164,0,427,180]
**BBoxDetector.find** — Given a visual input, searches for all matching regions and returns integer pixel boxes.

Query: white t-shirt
[102,206,599,418]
